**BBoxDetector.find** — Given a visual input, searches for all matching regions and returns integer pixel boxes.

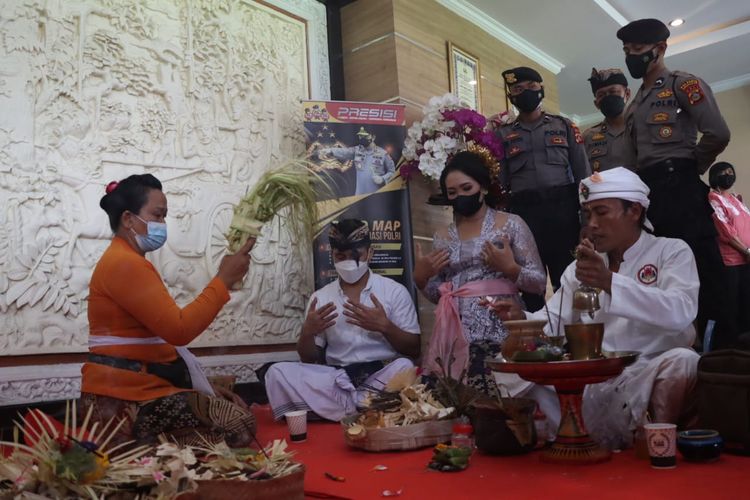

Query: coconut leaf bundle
[226,159,332,253]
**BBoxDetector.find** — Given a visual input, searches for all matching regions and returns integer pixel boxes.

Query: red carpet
[252,404,749,500]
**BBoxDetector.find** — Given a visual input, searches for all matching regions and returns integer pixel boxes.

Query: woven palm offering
[342,368,457,451]
[0,402,193,499]
[226,159,329,253]
[167,438,305,500]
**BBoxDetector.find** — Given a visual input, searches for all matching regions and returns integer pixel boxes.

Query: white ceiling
[440,0,750,125]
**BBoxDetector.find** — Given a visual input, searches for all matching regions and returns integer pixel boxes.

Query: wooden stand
[487,351,639,465]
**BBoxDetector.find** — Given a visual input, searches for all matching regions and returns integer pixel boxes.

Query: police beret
[502,67,542,85]
[588,68,629,93]
[616,18,670,44]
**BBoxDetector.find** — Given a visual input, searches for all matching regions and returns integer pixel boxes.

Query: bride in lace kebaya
[414,151,547,395]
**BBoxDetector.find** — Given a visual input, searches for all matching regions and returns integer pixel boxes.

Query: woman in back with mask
[80,174,257,447]
[414,151,546,395]
[708,162,750,349]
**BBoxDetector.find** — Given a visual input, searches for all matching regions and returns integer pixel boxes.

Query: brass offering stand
[486,351,639,464]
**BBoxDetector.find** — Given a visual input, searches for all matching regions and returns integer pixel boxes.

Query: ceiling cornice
[435,0,565,74]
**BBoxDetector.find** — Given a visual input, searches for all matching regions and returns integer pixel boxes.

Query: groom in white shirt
[265,219,420,421]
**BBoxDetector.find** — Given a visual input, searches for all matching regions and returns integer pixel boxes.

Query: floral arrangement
[0,403,189,499]
[401,93,504,182]
[0,403,303,499]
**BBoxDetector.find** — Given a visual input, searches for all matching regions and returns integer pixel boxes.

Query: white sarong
[496,347,698,449]
[264,358,414,421]
[88,335,215,396]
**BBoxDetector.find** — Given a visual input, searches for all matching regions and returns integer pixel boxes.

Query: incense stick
[556,286,564,337]
[543,300,554,336]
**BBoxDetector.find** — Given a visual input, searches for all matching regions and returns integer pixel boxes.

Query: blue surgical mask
[131,214,167,252]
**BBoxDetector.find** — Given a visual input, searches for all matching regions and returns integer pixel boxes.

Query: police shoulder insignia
[657,89,674,98]
[637,264,658,284]
[651,112,669,122]
[658,126,673,138]
[571,123,584,144]
[679,78,704,105]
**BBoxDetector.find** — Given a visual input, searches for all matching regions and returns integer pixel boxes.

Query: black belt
[510,183,577,204]
[88,353,193,389]
[333,360,388,388]
[638,158,697,183]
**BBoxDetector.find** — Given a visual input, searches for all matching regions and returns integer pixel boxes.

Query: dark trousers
[509,184,580,312]
[717,263,750,349]
[638,159,730,345]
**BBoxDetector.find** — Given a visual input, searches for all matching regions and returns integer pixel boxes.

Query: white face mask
[334,259,369,284]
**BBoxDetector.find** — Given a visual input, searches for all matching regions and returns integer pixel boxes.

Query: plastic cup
[645,423,677,469]
[284,410,308,442]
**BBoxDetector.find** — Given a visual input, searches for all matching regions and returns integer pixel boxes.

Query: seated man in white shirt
[489,167,700,449]
[265,219,421,421]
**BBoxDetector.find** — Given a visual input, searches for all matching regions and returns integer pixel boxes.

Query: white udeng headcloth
[578,167,653,230]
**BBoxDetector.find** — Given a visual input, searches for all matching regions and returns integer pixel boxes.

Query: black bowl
[677,429,723,462]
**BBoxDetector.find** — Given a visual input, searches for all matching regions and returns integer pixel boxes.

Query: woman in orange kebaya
[80,174,256,447]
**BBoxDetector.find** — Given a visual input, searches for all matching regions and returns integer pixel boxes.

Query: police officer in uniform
[618,18,731,343]
[320,127,396,195]
[583,68,636,172]
[498,66,591,310]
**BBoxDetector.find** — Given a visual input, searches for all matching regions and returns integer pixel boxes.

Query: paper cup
[645,423,677,469]
[284,410,308,442]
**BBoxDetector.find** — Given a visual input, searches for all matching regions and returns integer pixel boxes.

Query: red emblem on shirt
[571,123,584,144]
[658,126,673,138]
[638,264,658,284]
[679,79,704,105]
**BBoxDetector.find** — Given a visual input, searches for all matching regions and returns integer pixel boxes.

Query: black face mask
[717,174,736,190]
[598,94,626,118]
[511,88,544,113]
[625,47,657,79]
[451,192,484,217]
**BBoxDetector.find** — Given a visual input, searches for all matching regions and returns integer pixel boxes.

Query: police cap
[588,68,629,94]
[616,18,670,44]
[502,67,542,86]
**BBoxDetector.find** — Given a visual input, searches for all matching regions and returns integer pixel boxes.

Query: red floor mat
[252,404,749,500]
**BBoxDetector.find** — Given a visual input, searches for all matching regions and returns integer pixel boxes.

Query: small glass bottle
[451,421,475,450]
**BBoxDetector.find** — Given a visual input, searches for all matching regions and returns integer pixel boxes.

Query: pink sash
[424,279,519,379]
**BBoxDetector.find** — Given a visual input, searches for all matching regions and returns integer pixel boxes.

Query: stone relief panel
[0,0,329,355]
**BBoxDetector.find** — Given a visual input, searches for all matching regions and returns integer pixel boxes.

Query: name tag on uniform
[550,136,566,145]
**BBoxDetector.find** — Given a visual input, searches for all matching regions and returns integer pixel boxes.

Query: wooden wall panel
[339,0,563,337]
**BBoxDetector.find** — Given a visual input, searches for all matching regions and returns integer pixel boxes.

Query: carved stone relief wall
[0,0,330,355]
